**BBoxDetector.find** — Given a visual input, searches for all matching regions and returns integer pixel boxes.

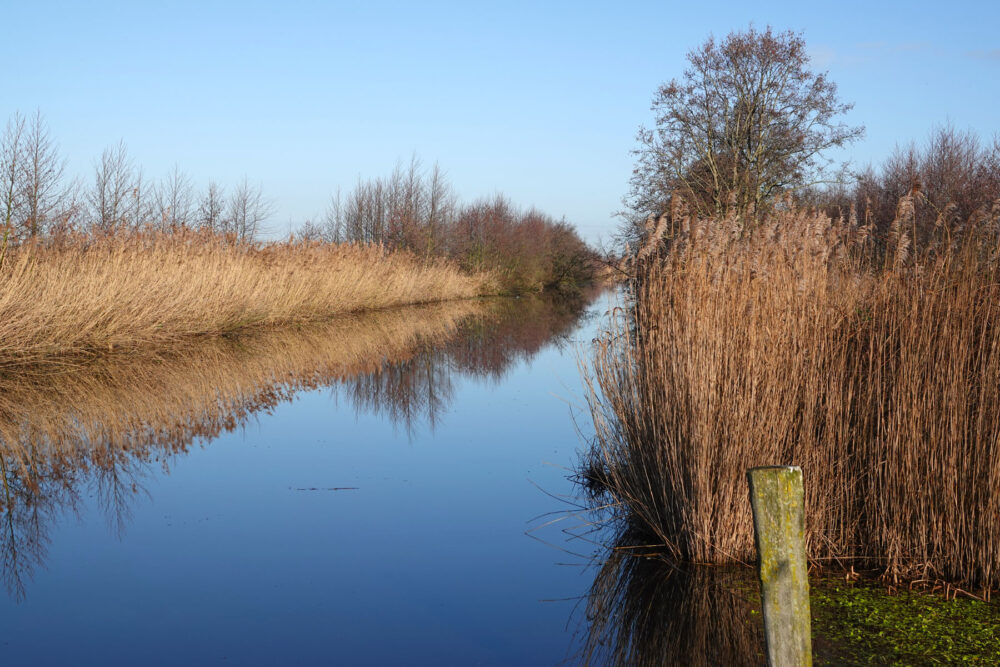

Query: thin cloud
[967,48,1000,60]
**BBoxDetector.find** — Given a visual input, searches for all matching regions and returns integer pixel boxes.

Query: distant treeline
[299,157,596,292]
[1,112,271,242]
[1,110,596,293]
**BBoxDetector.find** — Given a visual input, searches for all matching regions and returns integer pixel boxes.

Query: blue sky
[2,0,997,243]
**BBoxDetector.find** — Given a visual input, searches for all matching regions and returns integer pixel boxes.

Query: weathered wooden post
[747,465,812,667]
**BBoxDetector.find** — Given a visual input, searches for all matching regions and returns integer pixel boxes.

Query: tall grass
[0,229,494,366]
[583,201,1000,590]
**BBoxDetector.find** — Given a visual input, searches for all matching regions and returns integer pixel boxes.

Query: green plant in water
[811,581,1000,665]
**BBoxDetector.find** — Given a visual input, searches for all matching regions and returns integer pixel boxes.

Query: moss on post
[748,465,812,666]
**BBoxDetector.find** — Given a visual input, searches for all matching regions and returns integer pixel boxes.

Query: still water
[0,292,638,665]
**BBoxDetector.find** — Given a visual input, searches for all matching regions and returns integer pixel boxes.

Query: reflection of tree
[338,290,599,435]
[450,289,599,380]
[91,445,154,539]
[575,528,765,666]
[0,439,159,600]
[1,447,81,601]
[0,292,601,600]
[342,343,456,435]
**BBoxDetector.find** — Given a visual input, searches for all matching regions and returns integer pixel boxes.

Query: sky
[2,0,997,244]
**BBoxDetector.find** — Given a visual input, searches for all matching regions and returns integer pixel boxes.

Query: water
[0,293,612,665]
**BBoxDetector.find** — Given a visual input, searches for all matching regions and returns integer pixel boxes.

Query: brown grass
[0,229,495,366]
[583,202,1000,590]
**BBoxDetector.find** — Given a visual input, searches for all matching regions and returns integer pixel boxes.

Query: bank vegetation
[0,111,596,367]
[584,193,1000,592]
[586,25,1000,594]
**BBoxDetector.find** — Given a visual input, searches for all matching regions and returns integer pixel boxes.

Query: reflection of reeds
[0,290,599,600]
[0,230,491,367]
[0,300,486,599]
[583,205,1000,590]
[0,301,487,465]
[577,530,764,666]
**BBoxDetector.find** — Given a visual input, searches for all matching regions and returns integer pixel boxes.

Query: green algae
[727,572,999,663]
[810,580,1000,665]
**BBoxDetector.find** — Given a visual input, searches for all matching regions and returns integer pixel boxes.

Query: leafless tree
[0,112,26,265]
[195,181,226,232]
[225,177,272,241]
[88,141,136,233]
[126,167,155,231]
[626,26,864,230]
[155,165,193,229]
[853,124,1000,246]
[19,110,69,238]
[392,154,425,250]
[425,162,455,256]
[331,157,459,255]
[295,219,325,241]
[322,189,344,242]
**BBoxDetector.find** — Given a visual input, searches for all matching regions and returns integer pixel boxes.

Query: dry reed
[0,229,495,366]
[583,202,1000,589]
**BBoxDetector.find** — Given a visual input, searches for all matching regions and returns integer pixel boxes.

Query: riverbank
[0,230,497,368]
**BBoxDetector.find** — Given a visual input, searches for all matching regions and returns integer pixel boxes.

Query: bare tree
[19,110,68,238]
[125,167,155,231]
[295,219,326,242]
[425,162,455,256]
[322,189,344,242]
[155,165,193,230]
[1,112,26,265]
[196,181,227,232]
[627,26,864,228]
[88,141,136,233]
[853,124,1000,245]
[225,177,272,241]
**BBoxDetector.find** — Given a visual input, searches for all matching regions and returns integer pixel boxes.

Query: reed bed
[0,229,494,366]
[583,201,1000,590]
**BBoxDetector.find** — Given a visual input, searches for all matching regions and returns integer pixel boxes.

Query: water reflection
[341,293,595,433]
[0,292,596,601]
[575,528,765,666]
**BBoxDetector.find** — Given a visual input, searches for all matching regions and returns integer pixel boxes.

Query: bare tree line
[297,155,455,254]
[810,124,1000,248]
[2,110,595,290]
[298,155,596,291]
[1,110,272,246]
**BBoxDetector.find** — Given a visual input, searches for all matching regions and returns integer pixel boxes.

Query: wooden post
[747,465,812,667]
